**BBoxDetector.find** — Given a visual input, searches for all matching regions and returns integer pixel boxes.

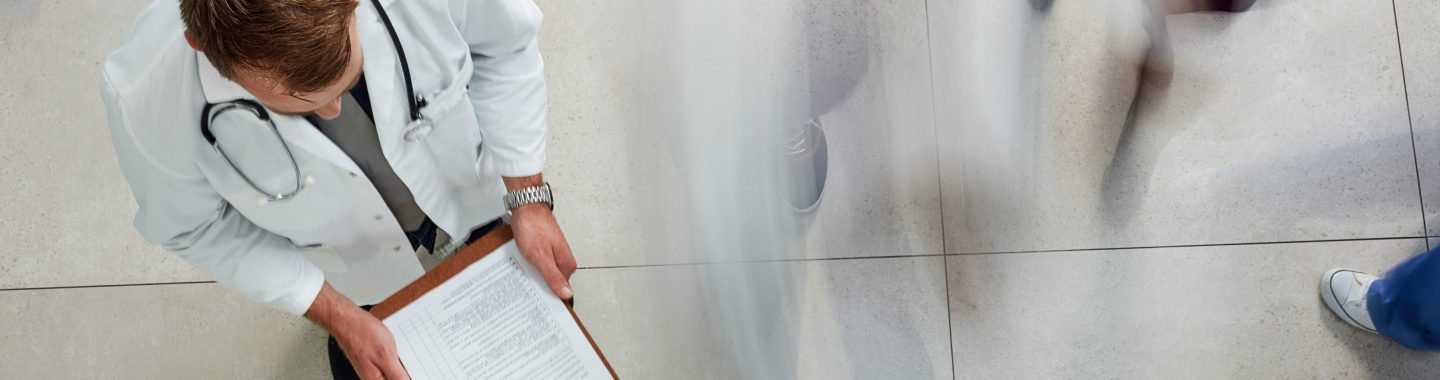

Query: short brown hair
[180,0,360,94]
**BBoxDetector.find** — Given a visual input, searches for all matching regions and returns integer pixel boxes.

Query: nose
[314,97,343,120]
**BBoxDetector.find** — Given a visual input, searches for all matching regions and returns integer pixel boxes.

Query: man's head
[180,0,364,120]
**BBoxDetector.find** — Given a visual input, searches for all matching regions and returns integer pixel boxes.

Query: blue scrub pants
[1367,244,1440,351]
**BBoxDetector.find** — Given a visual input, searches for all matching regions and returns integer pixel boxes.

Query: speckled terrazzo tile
[1395,0,1440,237]
[0,283,329,379]
[0,0,208,289]
[537,0,942,267]
[570,257,951,379]
[948,239,1440,378]
[930,0,1420,254]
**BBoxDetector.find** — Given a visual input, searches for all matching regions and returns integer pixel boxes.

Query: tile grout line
[574,235,1432,271]
[942,254,957,380]
[946,235,1431,256]
[17,234,1422,292]
[24,236,1425,291]
[1390,0,1428,236]
[14,234,1423,291]
[577,253,954,270]
[917,0,958,377]
[0,280,216,293]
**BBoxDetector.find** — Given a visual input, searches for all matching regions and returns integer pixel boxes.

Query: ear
[184,31,201,51]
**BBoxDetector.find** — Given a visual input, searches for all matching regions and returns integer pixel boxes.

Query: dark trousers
[327,320,367,380]
[1368,244,1440,351]
[328,219,502,380]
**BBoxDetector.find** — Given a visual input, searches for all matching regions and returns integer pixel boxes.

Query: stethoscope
[199,0,426,204]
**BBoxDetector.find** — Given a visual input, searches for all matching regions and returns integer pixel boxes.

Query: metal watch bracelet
[503,182,554,211]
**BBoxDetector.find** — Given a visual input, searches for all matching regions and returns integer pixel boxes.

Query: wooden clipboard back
[369,224,618,379]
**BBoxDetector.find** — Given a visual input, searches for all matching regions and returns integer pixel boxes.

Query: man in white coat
[100,0,574,378]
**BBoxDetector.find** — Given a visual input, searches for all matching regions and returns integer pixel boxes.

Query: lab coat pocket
[419,80,484,185]
[297,244,349,274]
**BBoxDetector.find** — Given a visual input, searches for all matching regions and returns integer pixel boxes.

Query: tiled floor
[1399,0,1440,236]
[0,0,206,290]
[3,0,1439,378]
[948,239,1440,378]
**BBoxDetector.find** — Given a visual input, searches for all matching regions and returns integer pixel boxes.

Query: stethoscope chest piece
[255,174,317,206]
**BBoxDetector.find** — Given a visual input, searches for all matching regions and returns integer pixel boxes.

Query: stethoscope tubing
[201,101,304,203]
[370,0,424,121]
[197,0,422,204]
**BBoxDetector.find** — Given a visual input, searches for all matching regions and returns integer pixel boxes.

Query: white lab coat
[100,0,548,315]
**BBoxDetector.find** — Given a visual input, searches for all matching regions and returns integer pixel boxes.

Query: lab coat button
[393,246,402,252]
[348,172,358,178]
[303,175,316,186]
[374,214,384,221]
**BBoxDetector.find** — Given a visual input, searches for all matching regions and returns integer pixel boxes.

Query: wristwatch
[504,182,554,211]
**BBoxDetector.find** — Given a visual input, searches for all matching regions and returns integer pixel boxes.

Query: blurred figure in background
[1140,0,1258,84]
[1099,0,1259,223]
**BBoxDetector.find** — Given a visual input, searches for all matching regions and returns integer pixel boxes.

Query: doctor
[101,0,573,378]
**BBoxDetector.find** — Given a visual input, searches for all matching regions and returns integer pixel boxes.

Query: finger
[536,250,574,300]
[379,356,411,380]
[554,241,578,278]
[356,364,384,380]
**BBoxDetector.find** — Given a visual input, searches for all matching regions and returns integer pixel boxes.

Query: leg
[327,305,375,379]
[327,335,362,380]
[1367,246,1440,351]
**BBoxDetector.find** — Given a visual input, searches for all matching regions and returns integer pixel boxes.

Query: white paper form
[383,242,610,380]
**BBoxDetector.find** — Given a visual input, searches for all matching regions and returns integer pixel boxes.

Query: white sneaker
[1320,268,1379,333]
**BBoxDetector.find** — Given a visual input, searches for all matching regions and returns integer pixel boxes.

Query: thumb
[536,254,574,300]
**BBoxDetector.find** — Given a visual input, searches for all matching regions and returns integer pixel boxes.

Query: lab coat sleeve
[101,75,326,316]
[452,0,549,177]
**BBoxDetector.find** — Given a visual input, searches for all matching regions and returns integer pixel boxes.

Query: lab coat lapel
[195,52,362,174]
[357,0,408,156]
[272,115,362,173]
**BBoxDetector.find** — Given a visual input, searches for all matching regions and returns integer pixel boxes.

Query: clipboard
[370,224,618,379]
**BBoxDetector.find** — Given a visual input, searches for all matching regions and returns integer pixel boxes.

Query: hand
[306,283,409,380]
[332,310,409,380]
[510,204,577,300]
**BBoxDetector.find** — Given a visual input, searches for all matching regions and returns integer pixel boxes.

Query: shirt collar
[195,51,252,103]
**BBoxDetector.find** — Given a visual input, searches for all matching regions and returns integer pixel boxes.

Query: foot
[1320,268,1379,333]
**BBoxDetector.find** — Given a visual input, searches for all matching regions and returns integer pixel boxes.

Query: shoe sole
[1320,268,1378,333]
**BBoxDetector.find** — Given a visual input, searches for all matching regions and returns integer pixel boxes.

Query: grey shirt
[312,92,428,232]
